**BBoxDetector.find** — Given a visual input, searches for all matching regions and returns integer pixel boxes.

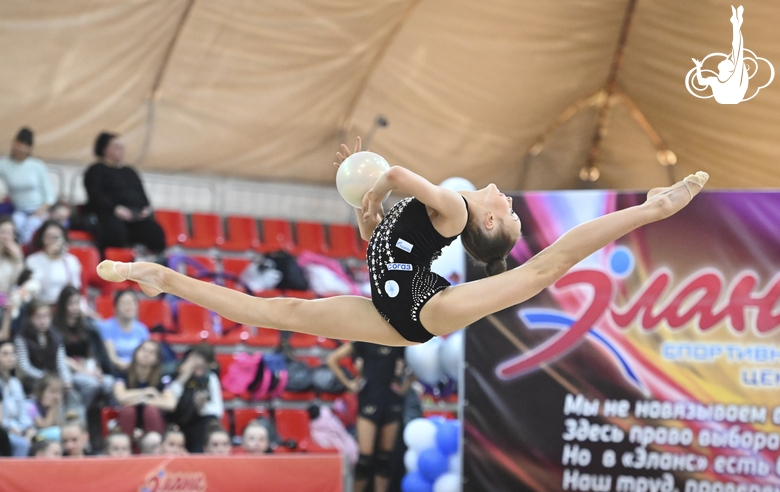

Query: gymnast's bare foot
[646,171,709,219]
[97,261,165,297]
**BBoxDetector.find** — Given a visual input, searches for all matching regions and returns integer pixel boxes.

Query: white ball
[433,472,461,492]
[438,177,476,193]
[404,449,419,472]
[403,418,438,451]
[405,338,444,386]
[336,151,391,208]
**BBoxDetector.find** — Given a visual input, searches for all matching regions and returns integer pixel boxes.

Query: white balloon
[336,151,391,208]
[403,418,438,451]
[448,453,461,475]
[438,330,464,382]
[433,472,461,492]
[404,449,419,473]
[405,338,444,386]
[439,177,477,193]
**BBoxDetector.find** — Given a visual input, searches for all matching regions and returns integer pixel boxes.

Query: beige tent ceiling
[1,0,779,190]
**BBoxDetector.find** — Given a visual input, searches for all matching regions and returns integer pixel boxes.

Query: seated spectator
[203,423,231,456]
[241,421,271,455]
[139,430,162,455]
[167,344,224,453]
[161,426,187,456]
[14,301,73,394]
[53,286,114,409]
[48,201,71,230]
[0,128,55,245]
[0,427,10,457]
[61,417,91,457]
[0,340,34,456]
[100,290,149,372]
[29,436,62,458]
[25,220,81,305]
[0,217,23,312]
[104,431,132,457]
[113,340,175,440]
[26,374,66,442]
[83,132,165,256]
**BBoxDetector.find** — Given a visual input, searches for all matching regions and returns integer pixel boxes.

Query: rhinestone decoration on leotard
[367,197,413,293]
[410,268,448,322]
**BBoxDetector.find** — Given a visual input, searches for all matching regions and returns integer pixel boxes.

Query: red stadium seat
[234,408,270,437]
[69,245,101,290]
[274,409,311,443]
[68,230,94,243]
[95,295,113,319]
[183,213,224,249]
[221,216,261,252]
[104,247,134,263]
[154,210,188,246]
[257,218,294,253]
[293,221,328,255]
[288,333,317,349]
[327,224,362,259]
[221,257,252,290]
[168,303,213,343]
[138,299,174,331]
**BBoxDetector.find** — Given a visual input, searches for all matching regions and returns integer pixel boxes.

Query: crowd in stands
[0,125,433,492]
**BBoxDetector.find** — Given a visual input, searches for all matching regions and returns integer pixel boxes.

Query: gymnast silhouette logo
[685,5,774,104]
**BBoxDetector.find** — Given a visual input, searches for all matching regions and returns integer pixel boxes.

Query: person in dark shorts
[327,341,413,492]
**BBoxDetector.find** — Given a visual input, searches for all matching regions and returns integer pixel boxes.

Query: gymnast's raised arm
[362,166,468,238]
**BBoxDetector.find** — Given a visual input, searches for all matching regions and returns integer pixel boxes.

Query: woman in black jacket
[82,132,165,255]
[52,286,114,409]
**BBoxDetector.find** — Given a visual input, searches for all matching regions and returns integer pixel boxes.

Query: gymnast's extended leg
[420,172,709,336]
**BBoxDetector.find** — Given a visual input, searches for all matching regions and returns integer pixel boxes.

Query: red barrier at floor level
[0,454,342,492]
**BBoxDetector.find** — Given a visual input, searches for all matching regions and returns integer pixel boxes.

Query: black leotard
[367,197,466,343]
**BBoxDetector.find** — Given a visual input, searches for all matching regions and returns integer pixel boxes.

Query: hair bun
[485,258,507,277]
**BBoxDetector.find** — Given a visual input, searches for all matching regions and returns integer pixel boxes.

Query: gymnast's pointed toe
[97,260,128,282]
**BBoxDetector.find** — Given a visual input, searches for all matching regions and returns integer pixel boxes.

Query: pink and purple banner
[464,190,780,492]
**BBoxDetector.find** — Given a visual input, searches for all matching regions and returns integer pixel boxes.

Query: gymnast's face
[479,184,522,241]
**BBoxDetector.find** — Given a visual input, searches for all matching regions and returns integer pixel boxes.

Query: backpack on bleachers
[221,352,287,400]
[267,251,309,291]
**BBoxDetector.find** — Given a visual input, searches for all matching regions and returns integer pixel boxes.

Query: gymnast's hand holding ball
[333,136,392,222]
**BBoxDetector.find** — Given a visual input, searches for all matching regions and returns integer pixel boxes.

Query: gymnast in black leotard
[96,137,708,347]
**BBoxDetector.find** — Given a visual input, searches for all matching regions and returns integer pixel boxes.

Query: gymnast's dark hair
[461,217,515,277]
[94,131,118,157]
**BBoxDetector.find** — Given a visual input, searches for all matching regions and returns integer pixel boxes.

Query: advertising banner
[0,454,342,492]
[464,191,780,492]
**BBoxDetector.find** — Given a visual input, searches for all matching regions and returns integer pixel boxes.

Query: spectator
[99,290,149,372]
[29,437,62,458]
[167,344,224,453]
[241,421,271,455]
[48,201,71,230]
[0,340,34,456]
[14,301,73,393]
[61,417,90,457]
[113,340,175,440]
[161,426,187,456]
[26,374,66,442]
[0,217,23,311]
[0,128,56,244]
[25,220,81,305]
[202,424,231,456]
[53,286,114,409]
[0,428,10,457]
[83,132,165,255]
[139,430,162,455]
[326,342,413,492]
[104,431,132,457]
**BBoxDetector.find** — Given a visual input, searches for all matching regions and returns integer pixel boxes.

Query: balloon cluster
[402,417,461,492]
[405,330,463,387]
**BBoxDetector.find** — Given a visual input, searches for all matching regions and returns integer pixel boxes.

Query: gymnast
[692,5,748,104]
[97,137,708,347]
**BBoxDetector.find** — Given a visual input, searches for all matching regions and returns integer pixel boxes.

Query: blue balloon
[418,448,449,482]
[402,472,433,492]
[428,415,447,429]
[435,421,460,455]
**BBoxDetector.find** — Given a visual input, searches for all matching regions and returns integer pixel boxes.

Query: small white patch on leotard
[385,280,400,298]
